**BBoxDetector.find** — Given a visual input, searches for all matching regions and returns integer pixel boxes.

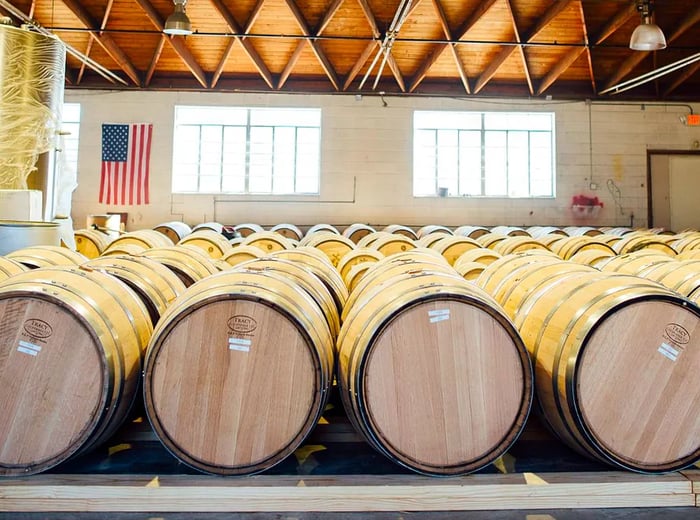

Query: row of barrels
[1,224,699,478]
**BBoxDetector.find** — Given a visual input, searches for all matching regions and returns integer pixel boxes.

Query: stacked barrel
[0,223,699,477]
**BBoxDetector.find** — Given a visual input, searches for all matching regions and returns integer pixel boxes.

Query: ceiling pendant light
[630,0,666,51]
[164,0,192,36]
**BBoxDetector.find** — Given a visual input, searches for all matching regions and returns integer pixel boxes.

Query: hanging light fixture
[164,0,192,36]
[630,0,666,51]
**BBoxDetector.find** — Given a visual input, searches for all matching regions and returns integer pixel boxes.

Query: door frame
[646,149,700,227]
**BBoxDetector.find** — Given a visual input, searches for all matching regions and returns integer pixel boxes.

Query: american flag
[99,123,153,205]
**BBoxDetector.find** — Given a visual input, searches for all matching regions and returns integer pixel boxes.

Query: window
[61,103,81,174]
[413,111,555,198]
[172,106,321,194]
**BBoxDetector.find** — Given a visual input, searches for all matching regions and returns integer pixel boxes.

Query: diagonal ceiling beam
[592,2,636,45]
[278,0,344,90]
[408,0,499,93]
[284,0,340,90]
[77,0,114,84]
[663,60,700,97]
[208,0,274,89]
[343,41,375,91]
[60,0,141,85]
[413,0,470,93]
[506,0,533,95]
[578,0,595,93]
[145,34,166,87]
[603,5,700,92]
[244,0,267,33]
[133,0,208,88]
[473,0,575,94]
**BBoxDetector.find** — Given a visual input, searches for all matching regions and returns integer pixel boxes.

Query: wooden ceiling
[3,0,700,100]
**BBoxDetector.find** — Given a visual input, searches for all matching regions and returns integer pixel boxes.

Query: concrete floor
[2,510,700,519]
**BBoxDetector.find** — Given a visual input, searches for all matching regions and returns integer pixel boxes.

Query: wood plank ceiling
[2,0,700,100]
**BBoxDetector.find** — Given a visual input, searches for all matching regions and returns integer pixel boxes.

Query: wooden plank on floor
[0,472,693,512]
[680,469,700,506]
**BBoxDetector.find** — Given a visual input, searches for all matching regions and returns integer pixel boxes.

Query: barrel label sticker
[228,315,257,335]
[658,342,679,362]
[229,337,251,353]
[664,323,690,345]
[429,309,450,323]
[17,340,42,357]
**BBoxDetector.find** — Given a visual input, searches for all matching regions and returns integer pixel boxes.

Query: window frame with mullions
[413,110,556,198]
[172,106,321,195]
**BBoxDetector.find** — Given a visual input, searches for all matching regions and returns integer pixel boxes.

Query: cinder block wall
[66,90,700,230]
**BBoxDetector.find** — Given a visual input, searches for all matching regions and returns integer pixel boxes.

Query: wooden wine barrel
[0,257,28,282]
[527,226,568,238]
[336,248,384,282]
[231,257,340,338]
[492,236,551,255]
[85,255,187,326]
[476,251,562,296]
[382,224,418,240]
[490,226,530,237]
[221,245,266,267]
[475,233,508,249]
[416,225,453,238]
[511,271,700,472]
[344,262,375,292]
[341,252,454,321]
[677,249,700,261]
[6,246,88,269]
[567,248,615,267]
[154,221,192,243]
[142,246,220,286]
[563,226,603,237]
[74,228,113,259]
[143,269,333,475]
[429,236,482,265]
[342,223,376,243]
[100,243,146,256]
[306,223,339,236]
[299,232,355,267]
[178,230,232,259]
[269,247,348,314]
[599,251,675,276]
[454,261,486,280]
[103,230,173,253]
[0,267,152,475]
[604,227,635,236]
[416,232,452,249]
[671,236,700,254]
[193,222,224,234]
[337,269,533,475]
[550,236,616,260]
[242,231,295,253]
[638,260,700,299]
[269,223,304,241]
[357,231,392,248]
[613,236,678,256]
[453,225,490,239]
[232,223,264,237]
[535,234,566,248]
[453,248,502,267]
[367,233,416,256]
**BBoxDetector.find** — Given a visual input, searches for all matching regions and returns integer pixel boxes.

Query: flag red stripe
[99,162,107,204]
[136,125,143,205]
[144,125,152,204]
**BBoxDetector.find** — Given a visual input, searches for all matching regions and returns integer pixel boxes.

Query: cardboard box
[0,190,43,221]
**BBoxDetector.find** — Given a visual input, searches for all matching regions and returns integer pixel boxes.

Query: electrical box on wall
[686,114,700,126]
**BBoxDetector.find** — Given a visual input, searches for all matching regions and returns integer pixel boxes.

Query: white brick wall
[65,90,700,230]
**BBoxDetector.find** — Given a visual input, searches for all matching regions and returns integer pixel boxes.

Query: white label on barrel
[17,340,42,357]
[229,337,251,353]
[429,309,450,323]
[658,342,679,362]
